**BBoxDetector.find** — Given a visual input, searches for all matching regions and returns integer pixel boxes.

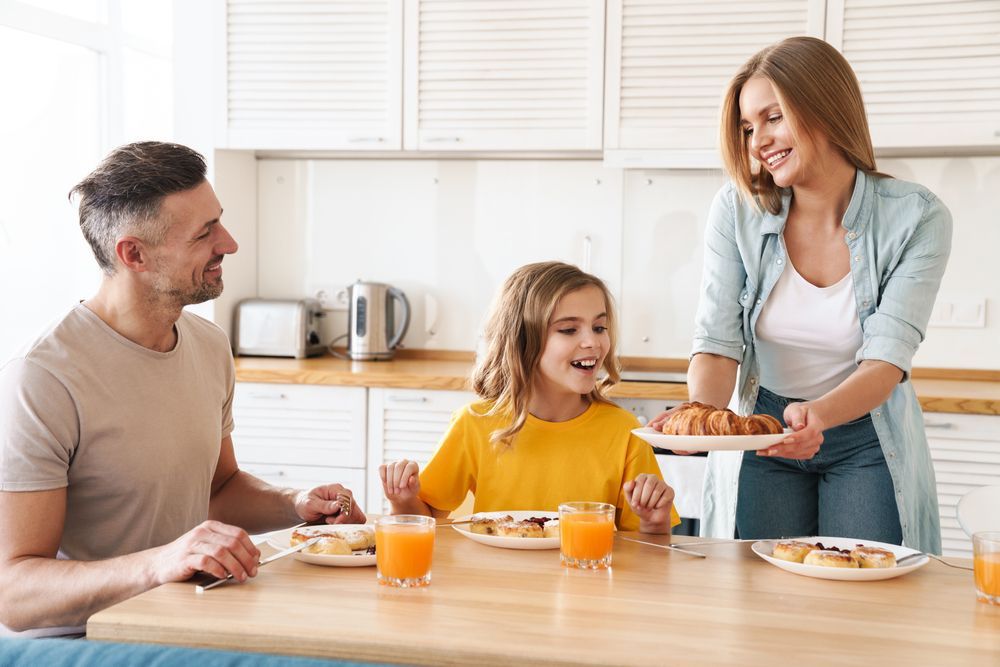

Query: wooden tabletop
[234,355,1000,415]
[87,530,999,665]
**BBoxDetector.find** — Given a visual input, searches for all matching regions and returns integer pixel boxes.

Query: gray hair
[69,141,207,275]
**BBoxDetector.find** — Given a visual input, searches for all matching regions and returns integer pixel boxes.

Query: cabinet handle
[387,396,428,403]
[924,420,955,429]
[582,234,592,272]
[248,392,288,400]
[348,136,384,144]
[424,137,461,143]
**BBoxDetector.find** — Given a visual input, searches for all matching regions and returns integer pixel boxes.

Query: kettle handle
[386,287,410,350]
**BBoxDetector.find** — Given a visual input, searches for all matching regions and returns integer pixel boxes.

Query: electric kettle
[345,280,410,360]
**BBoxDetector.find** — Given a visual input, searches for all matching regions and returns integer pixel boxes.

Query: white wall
[251,156,1000,370]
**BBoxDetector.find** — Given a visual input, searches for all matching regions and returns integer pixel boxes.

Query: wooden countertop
[87,530,999,665]
[234,356,1000,415]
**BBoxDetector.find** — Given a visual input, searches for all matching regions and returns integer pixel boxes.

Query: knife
[619,536,707,558]
[195,536,322,593]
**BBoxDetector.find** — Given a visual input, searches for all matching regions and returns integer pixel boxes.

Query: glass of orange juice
[558,502,615,569]
[375,515,436,587]
[973,531,1000,605]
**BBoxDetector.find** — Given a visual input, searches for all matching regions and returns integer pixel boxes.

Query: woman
[652,37,951,554]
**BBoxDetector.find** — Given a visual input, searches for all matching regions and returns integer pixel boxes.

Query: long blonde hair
[720,36,882,214]
[471,261,621,449]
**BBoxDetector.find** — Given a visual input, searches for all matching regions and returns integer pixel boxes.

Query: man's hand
[380,460,421,503]
[759,402,824,459]
[149,520,259,585]
[623,474,675,533]
[295,484,367,525]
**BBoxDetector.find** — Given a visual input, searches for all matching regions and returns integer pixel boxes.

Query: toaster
[233,298,326,359]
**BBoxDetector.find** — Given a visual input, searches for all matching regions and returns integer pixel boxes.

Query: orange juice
[375,522,435,586]
[561,513,614,561]
[973,552,1000,601]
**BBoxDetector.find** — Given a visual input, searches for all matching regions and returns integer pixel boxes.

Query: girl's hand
[379,460,421,502]
[623,474,675,531]
[760,402,824,459]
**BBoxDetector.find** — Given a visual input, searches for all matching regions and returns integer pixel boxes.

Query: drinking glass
[973,531,1000,605]
[375,515,435,587]
[558,502,615,569]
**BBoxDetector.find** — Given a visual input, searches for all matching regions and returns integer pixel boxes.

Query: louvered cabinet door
[828,0,1000,151]
[604,0,824,160]
[365,388,476,514]
[225,0,403,150]
[924,413,1000,558]
[232,383,368,469]
[403,0,605,150]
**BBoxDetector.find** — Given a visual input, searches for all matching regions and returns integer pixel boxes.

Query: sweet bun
[851,545,896,568]
[661,402,783,436]
[496,519,544,538]
[470,515,512,535]
[543,521,559,538]
[341,529,375,550]
[772,540,819,563]
[803,549,859,568]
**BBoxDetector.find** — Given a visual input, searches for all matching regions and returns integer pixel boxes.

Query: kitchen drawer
[233,383,367,468]
[241,463,366,510]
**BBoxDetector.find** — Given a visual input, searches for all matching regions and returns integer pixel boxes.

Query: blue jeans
[735,386,903,544]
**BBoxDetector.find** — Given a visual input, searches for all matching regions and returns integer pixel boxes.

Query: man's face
[145,180,238,307]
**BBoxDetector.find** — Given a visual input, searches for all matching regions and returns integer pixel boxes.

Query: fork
[897,551,973,570]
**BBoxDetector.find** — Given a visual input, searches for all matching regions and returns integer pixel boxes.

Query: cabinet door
[924,413,1000,558]
[241,463,367,507]
[232,383,367,468]
[224,0,402,150]
[366,387,476,513]
[603,0,824,165]
[827,0,1000,151]
[403,0,605,150]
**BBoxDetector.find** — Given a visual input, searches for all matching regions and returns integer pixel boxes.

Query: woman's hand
[759,402,824,459]
[623,474,675,534]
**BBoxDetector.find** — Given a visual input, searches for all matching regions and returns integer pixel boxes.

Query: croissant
[660,401,783,436]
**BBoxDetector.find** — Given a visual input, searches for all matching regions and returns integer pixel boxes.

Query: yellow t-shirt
[418,400,681,531]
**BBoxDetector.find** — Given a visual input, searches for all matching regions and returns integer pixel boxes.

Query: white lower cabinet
[925,412,1000,558]
[232,383,368,506]
[365,387,476,515]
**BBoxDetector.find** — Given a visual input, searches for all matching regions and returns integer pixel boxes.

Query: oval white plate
[266,525,376,567]
[752,536,929,581]
[632,427,790,452]
[452,511,560,550]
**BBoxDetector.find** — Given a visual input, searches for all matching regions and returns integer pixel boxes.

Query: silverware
[897,551,973,570]
[195,536,322,593]
[619,536,707,558]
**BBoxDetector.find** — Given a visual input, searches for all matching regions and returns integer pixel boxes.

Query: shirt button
[756,298,762,305]
[863,300,871,307]
[750,377,757,385]
[854,256,861,263]
[777,258,783,265]
[848,232,857,240]
[888,451,895,458]
[875,411,881,417]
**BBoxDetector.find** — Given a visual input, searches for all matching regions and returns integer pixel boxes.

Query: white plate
[632,427,790,452]
[752,536,929,581]
[452,511,560,550]
[266,525,376,567]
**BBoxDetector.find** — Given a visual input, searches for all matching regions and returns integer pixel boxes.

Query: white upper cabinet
[827,0,1000,152]
[403,0,606,151]
[604,0,825,165]
[223,0,402,150]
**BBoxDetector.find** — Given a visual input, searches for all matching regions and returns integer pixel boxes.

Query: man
[0,142,365,636]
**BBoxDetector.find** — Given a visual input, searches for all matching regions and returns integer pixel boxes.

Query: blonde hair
[471,261,621,449]
[720,36,882,215]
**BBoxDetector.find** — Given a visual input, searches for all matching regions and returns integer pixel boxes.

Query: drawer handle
[388,396,428,403]
[248,392,288,400]
[924,420,955,429]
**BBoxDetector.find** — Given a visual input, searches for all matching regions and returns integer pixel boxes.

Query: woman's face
[739,76,829,189]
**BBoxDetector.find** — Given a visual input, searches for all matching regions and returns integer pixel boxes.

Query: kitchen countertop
[233,355,1000,416]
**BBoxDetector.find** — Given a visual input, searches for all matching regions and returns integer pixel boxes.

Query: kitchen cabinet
[924,412,1000,558]
[826,0,1000,152]
[222,0,403,150]
[231,383,368,500]
[403,0,606,151]
[603,0,824,166]
[365,387,475,513]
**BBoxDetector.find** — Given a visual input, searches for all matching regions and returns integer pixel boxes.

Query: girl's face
[739,76,832,189]
[534,285,610,401]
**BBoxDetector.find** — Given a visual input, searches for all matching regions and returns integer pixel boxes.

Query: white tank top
[755,258,862,400]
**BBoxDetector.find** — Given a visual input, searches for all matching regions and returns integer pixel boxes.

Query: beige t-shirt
[0,304,234,562]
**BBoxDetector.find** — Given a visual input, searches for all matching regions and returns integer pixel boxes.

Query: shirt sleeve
[858,194,953,381]
[617,434,682,531]
[418,406,478,513]
[0,359,78,491]
[691,184,748,363]
[221,355,235,439]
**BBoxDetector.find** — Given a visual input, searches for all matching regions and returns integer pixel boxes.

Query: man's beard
[152,275,224,308]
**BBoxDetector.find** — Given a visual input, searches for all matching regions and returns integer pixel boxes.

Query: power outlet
[928,297,986,328]
[312,285,349,311]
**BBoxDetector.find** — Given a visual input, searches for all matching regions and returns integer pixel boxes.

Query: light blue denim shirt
[693,169,952,554]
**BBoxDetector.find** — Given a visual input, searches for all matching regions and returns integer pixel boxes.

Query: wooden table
[87,531,1000,666]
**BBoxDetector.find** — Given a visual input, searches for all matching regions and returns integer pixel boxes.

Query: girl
[652,37,951,553]
[381,261,679,533]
